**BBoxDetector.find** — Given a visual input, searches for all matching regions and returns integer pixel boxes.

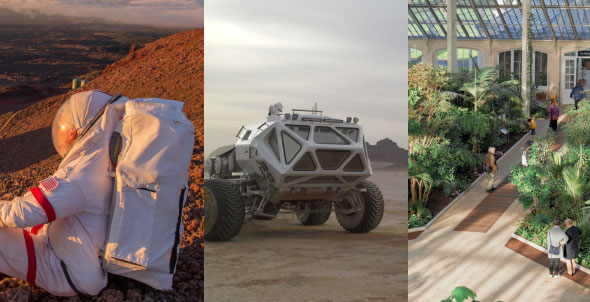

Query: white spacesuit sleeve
[0,176,85,228]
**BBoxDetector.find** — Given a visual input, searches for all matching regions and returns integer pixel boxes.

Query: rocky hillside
[0,29,203,302]
[367,138,408,167]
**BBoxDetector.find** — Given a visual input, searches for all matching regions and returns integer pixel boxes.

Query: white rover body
[204,103,384,241]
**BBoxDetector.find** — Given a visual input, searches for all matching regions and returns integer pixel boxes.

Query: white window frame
[409,48,423,64]
[497,49,548,89]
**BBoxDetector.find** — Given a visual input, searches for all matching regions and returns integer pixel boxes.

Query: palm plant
[549,152,564,179]
[576,201,590,252]
[459,67,520,113]
[563,166,590,222]
[459,67,521,153]
[409,161,434,205]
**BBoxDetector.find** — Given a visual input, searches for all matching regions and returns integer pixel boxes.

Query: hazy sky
[0,0,203,27]
[205,0,407,155]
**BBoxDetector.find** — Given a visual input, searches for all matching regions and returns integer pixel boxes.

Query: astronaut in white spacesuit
[0,90,127,296]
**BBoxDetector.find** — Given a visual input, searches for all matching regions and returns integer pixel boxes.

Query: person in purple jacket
[549,101,559,132]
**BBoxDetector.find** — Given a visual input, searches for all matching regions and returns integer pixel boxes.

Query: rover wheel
[336,181,384,233]
[297,201,332,226]
[204,179,244,241]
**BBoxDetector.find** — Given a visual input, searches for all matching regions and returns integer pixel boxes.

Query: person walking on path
[484,147,497,193]
[528,117,537,135]
[549,101,559,132]
[570,79,586,110]
[547,220,569,278]
[564,219,582,276]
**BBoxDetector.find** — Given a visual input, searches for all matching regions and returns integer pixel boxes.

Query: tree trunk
[410,178,417,204]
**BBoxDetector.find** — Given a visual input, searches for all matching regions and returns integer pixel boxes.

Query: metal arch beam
[424,0,447,36]
[409,8,430,40]
[564,0,580,40]
[540,0,557,41]
[469,0,492,39]
[494,0,514,39]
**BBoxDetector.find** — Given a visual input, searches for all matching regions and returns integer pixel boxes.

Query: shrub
[530,101,549,119]
[408,214,431,229]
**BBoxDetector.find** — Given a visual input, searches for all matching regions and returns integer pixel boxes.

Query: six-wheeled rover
[204,103,384,241]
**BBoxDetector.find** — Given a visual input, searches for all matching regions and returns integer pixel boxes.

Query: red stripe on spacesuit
[30,187,56,223]
[23,230,36,285]
[30,224,43,235]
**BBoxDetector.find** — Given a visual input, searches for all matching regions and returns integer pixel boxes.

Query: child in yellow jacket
[528,118,537,135]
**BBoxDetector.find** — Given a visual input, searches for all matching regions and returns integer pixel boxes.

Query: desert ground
[205,161,407,302]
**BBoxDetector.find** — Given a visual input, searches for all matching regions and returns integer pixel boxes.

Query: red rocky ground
[0,29,204,301]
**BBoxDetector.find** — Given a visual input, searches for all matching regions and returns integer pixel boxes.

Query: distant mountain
[366,138,407,166]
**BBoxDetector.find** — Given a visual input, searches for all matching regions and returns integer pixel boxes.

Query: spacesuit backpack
[103,97,195,290]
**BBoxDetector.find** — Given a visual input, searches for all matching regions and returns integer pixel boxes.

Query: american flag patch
[40,177,59,192]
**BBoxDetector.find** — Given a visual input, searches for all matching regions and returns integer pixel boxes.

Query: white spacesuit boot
[0,90,127,296]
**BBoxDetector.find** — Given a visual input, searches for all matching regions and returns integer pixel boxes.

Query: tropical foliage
[409,63,525,227]
[513,103,590,269]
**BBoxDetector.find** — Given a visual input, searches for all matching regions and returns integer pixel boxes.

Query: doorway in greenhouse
[562,51,590,105]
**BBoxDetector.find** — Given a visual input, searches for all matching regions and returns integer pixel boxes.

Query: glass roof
[408,0,590,40]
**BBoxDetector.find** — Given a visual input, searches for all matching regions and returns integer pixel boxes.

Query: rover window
[336,127,358,142]
[343,154,364,172]
[281,132,302,164]
[316,150,350,170]
[266,129,280,162]
[302,176,341,184]
[293,152,316,171]
[241,130,252,140]
[286,124,310,140]
[313,126,348,145]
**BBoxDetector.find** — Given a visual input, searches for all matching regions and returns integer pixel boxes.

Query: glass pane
[499,51,511,77]
[343,154,365,172]
[266,128,280,162]
[514,50,522,62]
[316,150,351,170]
[336,127,359,142]
[281,132,302,164]
[313,127,348,145]
[286,124,310,140]
[241,130,252,140]
[293,152,316,171]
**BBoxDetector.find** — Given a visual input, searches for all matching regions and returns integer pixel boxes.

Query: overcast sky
[0,0,203,27]
[205,0,407,155]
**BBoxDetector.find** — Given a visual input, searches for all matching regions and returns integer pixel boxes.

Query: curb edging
[511,233,590,275]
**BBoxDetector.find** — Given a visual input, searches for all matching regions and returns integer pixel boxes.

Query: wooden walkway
[453,180,519,233]
[454,116,567,234]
